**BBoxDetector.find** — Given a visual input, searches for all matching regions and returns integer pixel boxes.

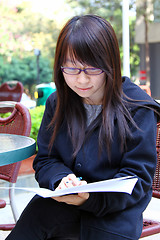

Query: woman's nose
[76,72,90,84]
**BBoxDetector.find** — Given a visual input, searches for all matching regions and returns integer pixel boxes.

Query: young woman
[6,15,160,240]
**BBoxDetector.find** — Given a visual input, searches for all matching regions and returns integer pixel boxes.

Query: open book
[0,176,138,198]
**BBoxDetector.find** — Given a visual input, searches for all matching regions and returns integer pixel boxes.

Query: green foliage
[0,2,59,60]
[129,17,140,76]
[0,1,57,91]
[0,55,53,88]
[0,112,10,118]
[67,0,123,31]
[29,106,45,151]
[0,0,140,81]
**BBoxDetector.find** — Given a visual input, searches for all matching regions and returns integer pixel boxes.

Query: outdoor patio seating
[0,101,31,231]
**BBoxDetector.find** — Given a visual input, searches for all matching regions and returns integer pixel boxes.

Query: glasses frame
[61,66,104,75]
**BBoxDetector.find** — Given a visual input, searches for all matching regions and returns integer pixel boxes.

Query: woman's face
[62,52,106,105]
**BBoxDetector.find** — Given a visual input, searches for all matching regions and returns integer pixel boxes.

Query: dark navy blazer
[33,77,160,240]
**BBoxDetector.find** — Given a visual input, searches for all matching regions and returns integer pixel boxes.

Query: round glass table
[0,133,36,166]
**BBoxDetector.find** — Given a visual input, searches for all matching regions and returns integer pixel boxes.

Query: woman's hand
[52,174,89,206]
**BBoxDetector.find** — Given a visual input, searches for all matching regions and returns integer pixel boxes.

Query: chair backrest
[0,101,31,183]
[0,81,23,102]
[152,121,160,198]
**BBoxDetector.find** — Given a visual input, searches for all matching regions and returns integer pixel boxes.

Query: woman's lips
[77,87,92,91]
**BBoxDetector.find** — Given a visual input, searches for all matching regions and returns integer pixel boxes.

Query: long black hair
[49,15,134,157]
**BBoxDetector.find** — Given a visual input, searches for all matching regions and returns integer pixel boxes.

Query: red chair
[0,81,23,102]
[0,101,31,231]
[140,121,160,238]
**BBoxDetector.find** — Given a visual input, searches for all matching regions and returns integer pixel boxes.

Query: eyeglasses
[61,66,104,75]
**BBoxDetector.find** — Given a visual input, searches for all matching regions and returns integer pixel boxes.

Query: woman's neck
[83,98,103,105]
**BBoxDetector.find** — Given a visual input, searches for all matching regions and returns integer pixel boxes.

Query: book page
[0,176,138,198]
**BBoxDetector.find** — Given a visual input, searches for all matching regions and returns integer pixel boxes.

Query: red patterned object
[0,101,31,231]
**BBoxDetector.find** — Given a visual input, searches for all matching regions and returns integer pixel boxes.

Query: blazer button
[77,163,82,168]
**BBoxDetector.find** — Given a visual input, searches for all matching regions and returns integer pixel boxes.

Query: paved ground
[0,174,160,240]
[0,174,38,240]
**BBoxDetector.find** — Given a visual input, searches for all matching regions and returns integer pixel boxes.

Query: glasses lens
[85,68,103,75]
[62,67,79,75]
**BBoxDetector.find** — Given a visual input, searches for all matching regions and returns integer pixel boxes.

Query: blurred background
[1,0,160,101]
[0,2,160,239]
[0,0,160,141]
